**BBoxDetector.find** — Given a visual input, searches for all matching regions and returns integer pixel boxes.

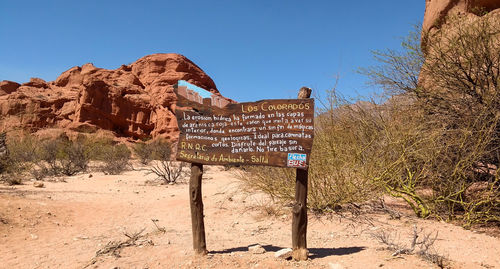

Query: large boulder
[423,0,500,35]
[420,0,500,86]
[0,53,230,142]
[0,81,20,96]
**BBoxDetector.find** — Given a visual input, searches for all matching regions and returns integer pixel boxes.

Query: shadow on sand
[210,245,366,259]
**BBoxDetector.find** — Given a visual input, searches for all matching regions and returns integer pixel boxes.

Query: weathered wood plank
[175,98,314,168]
[292,87,311,261]
[189,163,207,255]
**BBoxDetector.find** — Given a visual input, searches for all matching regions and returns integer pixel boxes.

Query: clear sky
[0,1,425,102]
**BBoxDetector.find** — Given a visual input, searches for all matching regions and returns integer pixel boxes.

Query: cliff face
[420,0,500,89]
[0,53,229,141]
[423,0,500,35]
[422,0,500,44]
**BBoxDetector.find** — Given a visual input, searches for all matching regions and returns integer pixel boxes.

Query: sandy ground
[1,164,499,269]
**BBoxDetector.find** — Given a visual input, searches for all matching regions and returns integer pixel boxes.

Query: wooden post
[189,162,207,255]
[292,87,311,261]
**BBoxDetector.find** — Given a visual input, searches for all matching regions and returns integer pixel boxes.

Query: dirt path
[1,165,499,269]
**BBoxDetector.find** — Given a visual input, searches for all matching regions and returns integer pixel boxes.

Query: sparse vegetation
[144,139,187,184]
[0,169,24,185]
[147,160,187,184]
[1,134,41,184]
[132,141,153,165]
[242,16,500,228]
[38,136,90,176]
[84,228,153,268]
[240,88,383,212]
[362,17,500,226]
[372,225,447,268]
[2,134,92,180]
[0,133,133,182]
[97,143,131,175]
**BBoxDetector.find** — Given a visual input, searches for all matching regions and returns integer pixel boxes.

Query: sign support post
[292,87,312,261]
[189,162,207,255]
[175,81,314,256]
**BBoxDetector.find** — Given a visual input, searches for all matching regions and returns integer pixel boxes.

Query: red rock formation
[0,81,20,96]
[420,0,500,86]
[0,53,229,142]
[423,0,500,34]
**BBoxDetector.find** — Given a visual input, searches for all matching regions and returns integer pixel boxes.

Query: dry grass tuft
[84,228,153,268]
[372,225,448,268]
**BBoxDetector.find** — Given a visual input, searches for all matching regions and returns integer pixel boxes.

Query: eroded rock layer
[420,0,500,86]
[0,53,226,142]
[423,0,500,35]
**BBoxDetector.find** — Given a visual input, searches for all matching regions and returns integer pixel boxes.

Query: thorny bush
[143,139,187,184]
[242,16,500,227]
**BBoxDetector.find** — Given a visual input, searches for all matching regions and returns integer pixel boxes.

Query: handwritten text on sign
[175,99,314,168]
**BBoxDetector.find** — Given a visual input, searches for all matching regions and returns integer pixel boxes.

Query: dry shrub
[6,134,39,167]
[147,160,187,184]
[149,139,173,160]
[372,225,447,268]
[242,16,500,227]
[132,142,153,165]
[72,135,132,175]
[241,89,435,214]
[144,139,187,184]
[0,133,132,180]
[7,134,91,179]
[0,162,24,185]
[241,89,382,212]
[416,15,500,226]
[360,16,500,226]
[240,166,295,204]
[97,143,131,175]
[38,135,90,176]
[81,136,116,159]
[84,228,152,268]
[2,134,42,183]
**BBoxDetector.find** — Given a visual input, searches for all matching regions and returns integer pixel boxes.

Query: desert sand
[1,164,499,269]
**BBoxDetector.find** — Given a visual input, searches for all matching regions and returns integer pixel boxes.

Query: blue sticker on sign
[287,153,307,167]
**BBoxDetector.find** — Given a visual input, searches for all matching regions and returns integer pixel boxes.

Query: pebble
[329,263,344,269]
[248,244,266,254]
[73,235,89,241]
[33,181,44,188]
[274,248,292,259]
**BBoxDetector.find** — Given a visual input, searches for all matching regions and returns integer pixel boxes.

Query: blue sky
[0,1,424,102]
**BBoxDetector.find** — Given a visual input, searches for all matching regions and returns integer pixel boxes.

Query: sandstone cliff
[422,0,500,46]
[420,0,500,88]
[0,53,228,142]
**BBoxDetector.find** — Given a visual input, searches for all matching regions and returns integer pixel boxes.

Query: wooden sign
[174,83,314,168]
[174,81,314,259]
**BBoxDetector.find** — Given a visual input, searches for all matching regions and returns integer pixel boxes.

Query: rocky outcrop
[0,81,20,96]
[423,0,500,35]
[420,0,500,74]
[0,53,230,142]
